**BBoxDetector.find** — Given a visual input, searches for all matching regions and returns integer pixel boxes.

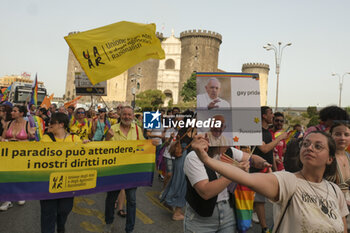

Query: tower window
[165,59,175,69]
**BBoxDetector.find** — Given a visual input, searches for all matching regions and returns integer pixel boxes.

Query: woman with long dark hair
[161,110,197,220]
[0,104,12,139]
[192,131,348,232]
[329,122,350,231]
[0,105,34,211]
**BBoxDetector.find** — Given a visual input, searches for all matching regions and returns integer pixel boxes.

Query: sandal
[117,209,127,217]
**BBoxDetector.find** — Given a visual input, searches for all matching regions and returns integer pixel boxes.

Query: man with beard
[104,106,144,233]
[269,112,287,171]
[251,107,288,233]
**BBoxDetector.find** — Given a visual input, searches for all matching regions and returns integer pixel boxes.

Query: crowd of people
[0,102,349,233]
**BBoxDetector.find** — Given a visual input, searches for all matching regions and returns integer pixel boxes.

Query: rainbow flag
[103,118,111,136]
[29,74,38,106]
[28,115,45,141]
[234,184,255,232]
[1,85,12,101]
[285,130,297,145]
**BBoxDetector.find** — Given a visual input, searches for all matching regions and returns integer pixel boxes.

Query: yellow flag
[64,21,165,85]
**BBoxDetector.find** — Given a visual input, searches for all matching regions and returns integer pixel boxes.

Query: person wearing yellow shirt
[40,112,82,233]
[104,106,144,233]
[69,107,92,141]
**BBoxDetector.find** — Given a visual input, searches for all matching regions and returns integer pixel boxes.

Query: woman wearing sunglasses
[40,112,85,233]
[192,131,348,233]
[69,107,92,140]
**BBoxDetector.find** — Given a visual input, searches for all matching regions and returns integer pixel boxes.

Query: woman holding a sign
[191,132,349,233]
[40,112,83,233]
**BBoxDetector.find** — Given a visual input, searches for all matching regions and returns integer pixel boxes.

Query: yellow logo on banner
[49,170,97,193]
[64,21,165,85]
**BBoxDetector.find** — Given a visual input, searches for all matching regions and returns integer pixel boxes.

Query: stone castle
[65,29,270,107]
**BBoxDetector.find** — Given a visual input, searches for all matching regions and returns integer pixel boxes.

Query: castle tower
[157,29,181,105]
[179,30,222,100]
[242,63,270,106]
[125,32,165,105]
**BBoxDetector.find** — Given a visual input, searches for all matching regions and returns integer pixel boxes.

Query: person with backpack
[39,112,84,233]
[192,131,349,232]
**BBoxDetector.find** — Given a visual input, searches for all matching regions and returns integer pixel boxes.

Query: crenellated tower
[242,63,270,106]
[179,30,222,100]
[125,32,165,104]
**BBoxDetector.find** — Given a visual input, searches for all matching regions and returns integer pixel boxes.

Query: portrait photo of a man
[197,77,231,110]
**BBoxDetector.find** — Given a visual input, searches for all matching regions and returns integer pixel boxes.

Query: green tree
[167,99,173,108]
[344,106,350,115]
[306,106,318,118]
[135,90,165,111]
[180,73,197,102]
[307,116,319,128]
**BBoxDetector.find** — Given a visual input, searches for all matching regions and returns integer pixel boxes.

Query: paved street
[0,174,273,233]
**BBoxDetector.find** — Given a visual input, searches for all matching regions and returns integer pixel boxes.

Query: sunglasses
[274,119,284,123]
[77,111,85,114]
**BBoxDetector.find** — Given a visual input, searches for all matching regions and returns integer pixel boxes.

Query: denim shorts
[184,201,236,233]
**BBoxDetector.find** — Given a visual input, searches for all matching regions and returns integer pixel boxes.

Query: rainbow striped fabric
[234,184,255,232]
[1,85,12,101]
[196,72,260,80]
[0,140,155,201]
[103,118,111,136]
[29,74,38,106]
[31,116,45,141]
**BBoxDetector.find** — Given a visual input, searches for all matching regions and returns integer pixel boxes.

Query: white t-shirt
[271,171,349,233]
[184,148,243,202]
[197,93,230,109]
[162,128,177,160]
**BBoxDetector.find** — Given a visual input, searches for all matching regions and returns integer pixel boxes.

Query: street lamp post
[263,42,292,111]
[130,69,142,109]
[332,72,350,107]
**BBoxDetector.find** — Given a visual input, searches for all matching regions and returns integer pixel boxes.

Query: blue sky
[1,0,350,107]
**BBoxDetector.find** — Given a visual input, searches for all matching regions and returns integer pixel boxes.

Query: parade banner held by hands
[0,140,155,201]
[64,21,165,85]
